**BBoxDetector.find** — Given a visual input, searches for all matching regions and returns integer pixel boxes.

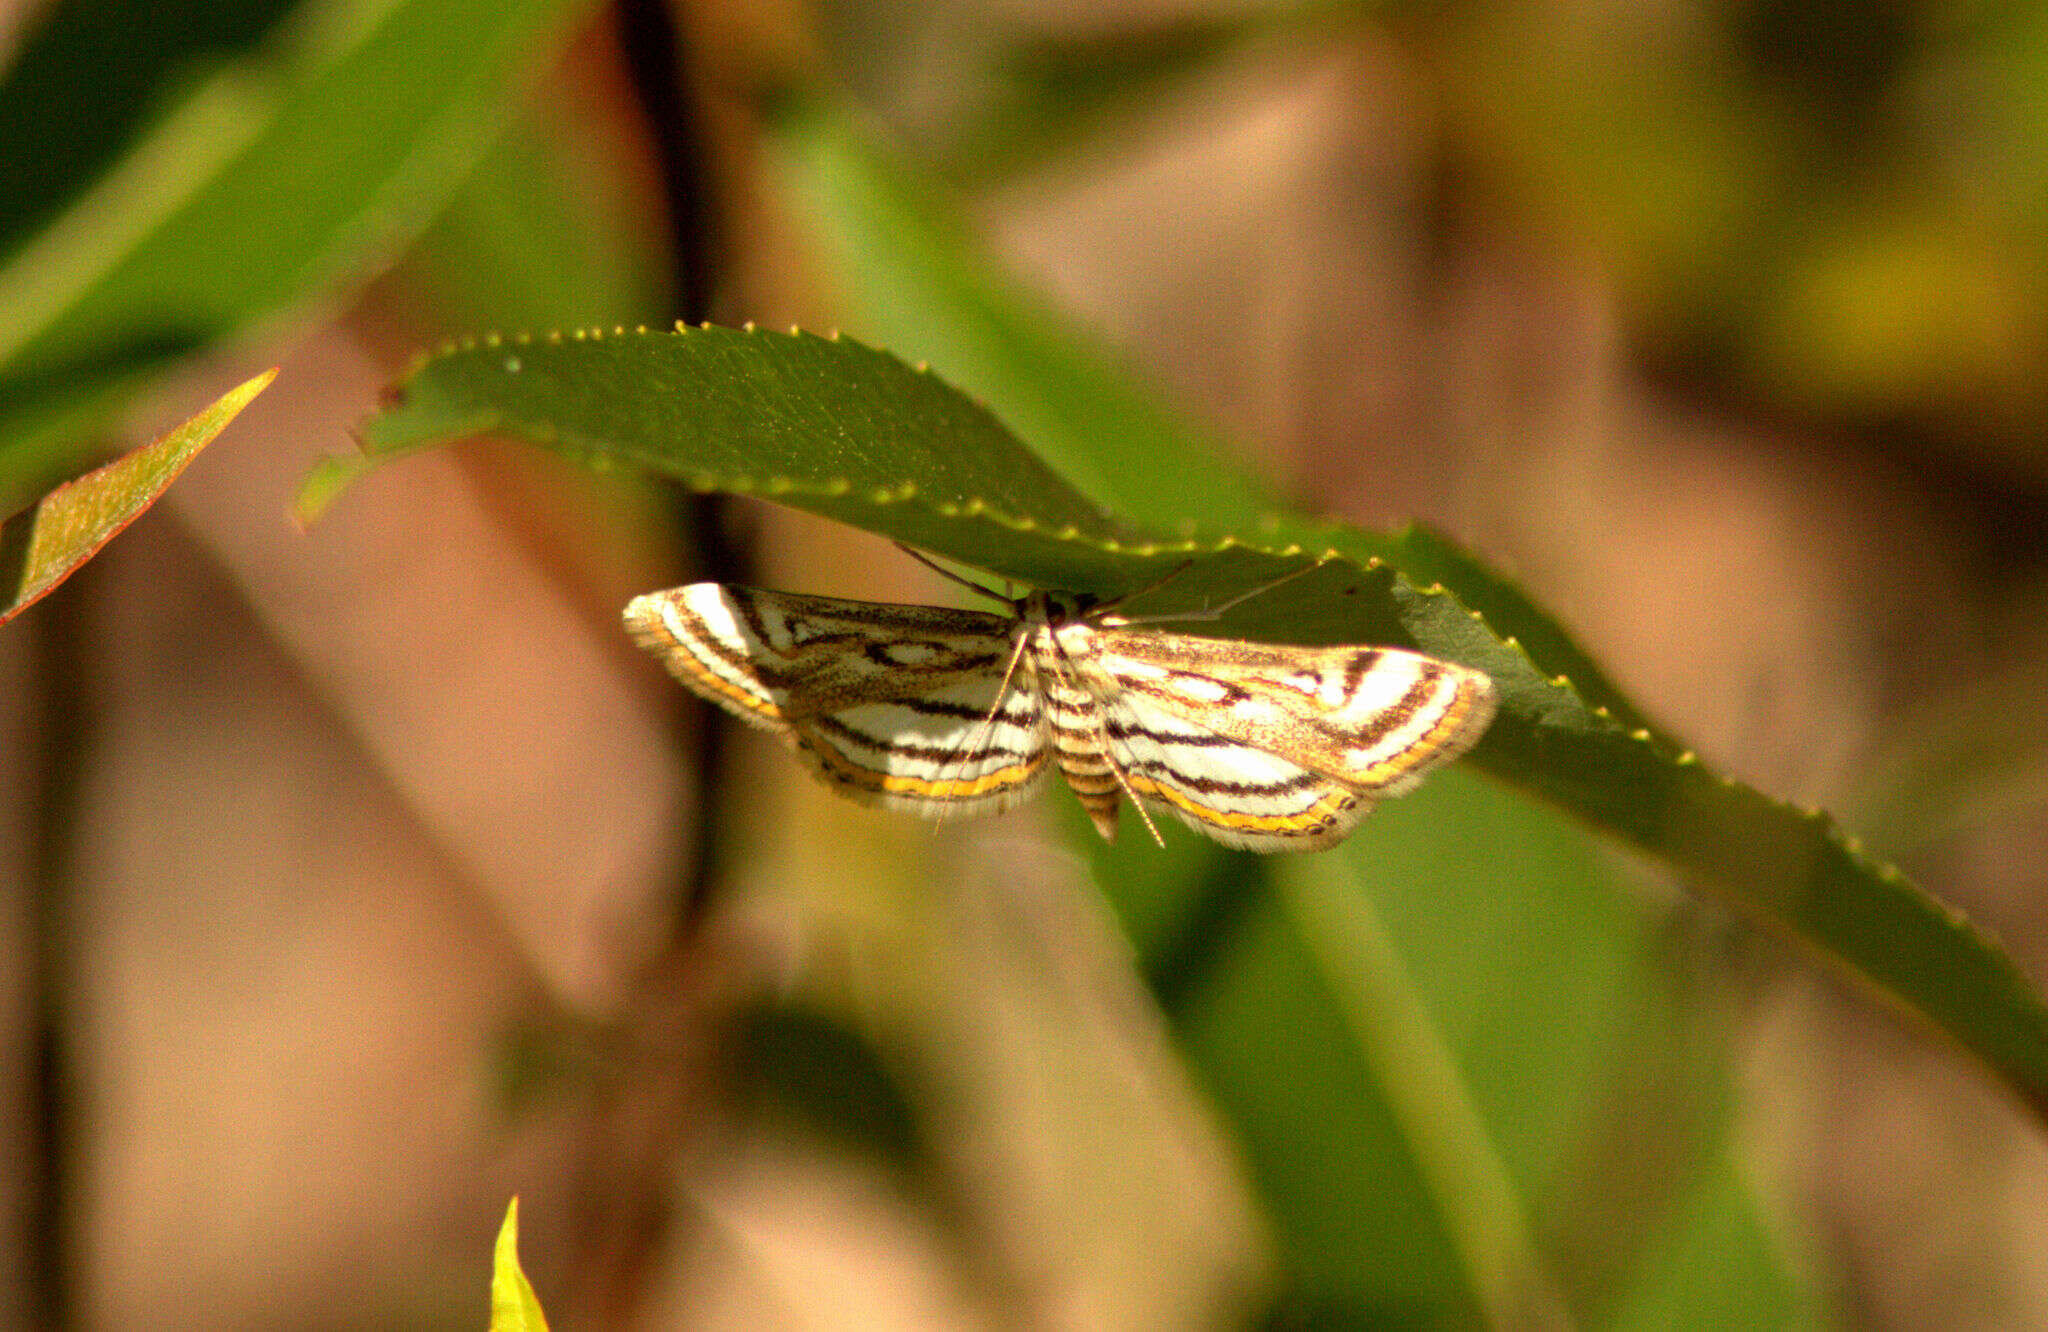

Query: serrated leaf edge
[359,322,2048,1116]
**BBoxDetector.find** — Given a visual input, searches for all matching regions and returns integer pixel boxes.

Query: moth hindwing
[622,576,1496,853]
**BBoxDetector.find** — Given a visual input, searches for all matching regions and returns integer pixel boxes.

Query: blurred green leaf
[1606,1154,1814,1328]
[403,96,672,333]
[0,0,301,259]
[0,0,597,512]
[0,368,274,624]
[1163,770,1803,1325]
[1841,650,2048,858]
[764,94,1270,536]
[488,1198,549,1332]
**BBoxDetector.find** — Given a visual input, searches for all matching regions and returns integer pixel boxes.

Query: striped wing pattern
[623,584,1050,818]
[623,581,1496,853]
[1062,625,1496,850]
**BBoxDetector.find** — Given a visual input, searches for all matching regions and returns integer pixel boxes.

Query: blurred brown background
[10,0,2048,1325]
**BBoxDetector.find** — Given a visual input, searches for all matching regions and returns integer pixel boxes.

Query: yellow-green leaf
[0,368,274,624]
[488,1198,549,1332]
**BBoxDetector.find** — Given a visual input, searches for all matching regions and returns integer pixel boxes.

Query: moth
[622,554,1496,852]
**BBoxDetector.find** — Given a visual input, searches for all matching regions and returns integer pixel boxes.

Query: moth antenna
[1112,558,1325,627]
[1089,559,1194,617]
[895,542,1013,607]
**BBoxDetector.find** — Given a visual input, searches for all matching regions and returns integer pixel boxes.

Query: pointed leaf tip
[489,1197,549,1331]
[1,369,275,626]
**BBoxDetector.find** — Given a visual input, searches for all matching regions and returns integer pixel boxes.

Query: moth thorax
[1019,588,1095,627]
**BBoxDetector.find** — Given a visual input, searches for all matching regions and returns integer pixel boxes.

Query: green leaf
[1606,1155,1813,1328]
[488,1198,549,1332]
[338,324,2048,1136]
[0,368,274,624]
[1328,519,1665,736]
[1121,768,1802,1324]
[0,0,300,260]
[403,95,672,333]
[763,95,1271,537]
[0,0,596,512]
[312,324,1158,581]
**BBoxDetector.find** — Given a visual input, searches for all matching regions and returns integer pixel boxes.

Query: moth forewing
[623,584,1020,720]
[624,585,782,725]
[623,582,1053,816]
[1080,628,1497,794]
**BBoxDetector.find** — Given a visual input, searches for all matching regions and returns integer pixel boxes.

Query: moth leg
[926,624,1039,833]
[1099,717,1166,847]
[1044,626,1165,847]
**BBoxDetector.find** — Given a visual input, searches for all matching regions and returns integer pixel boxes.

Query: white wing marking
[1092,686,1370,851]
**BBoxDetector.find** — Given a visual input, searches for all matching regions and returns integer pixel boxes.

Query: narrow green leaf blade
[0,368,274,624]
[402,95,672,333]
[1186,873,1481,1324]
[1163,767,1803,1324]
[1607,1157,1813,1328]
[1268,851,1570,1327]
[0,0,299,260]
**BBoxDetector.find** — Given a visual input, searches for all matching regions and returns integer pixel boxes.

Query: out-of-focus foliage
[1434,0,2048,478]
[0,0,597,515]
[841,0,2048,490]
